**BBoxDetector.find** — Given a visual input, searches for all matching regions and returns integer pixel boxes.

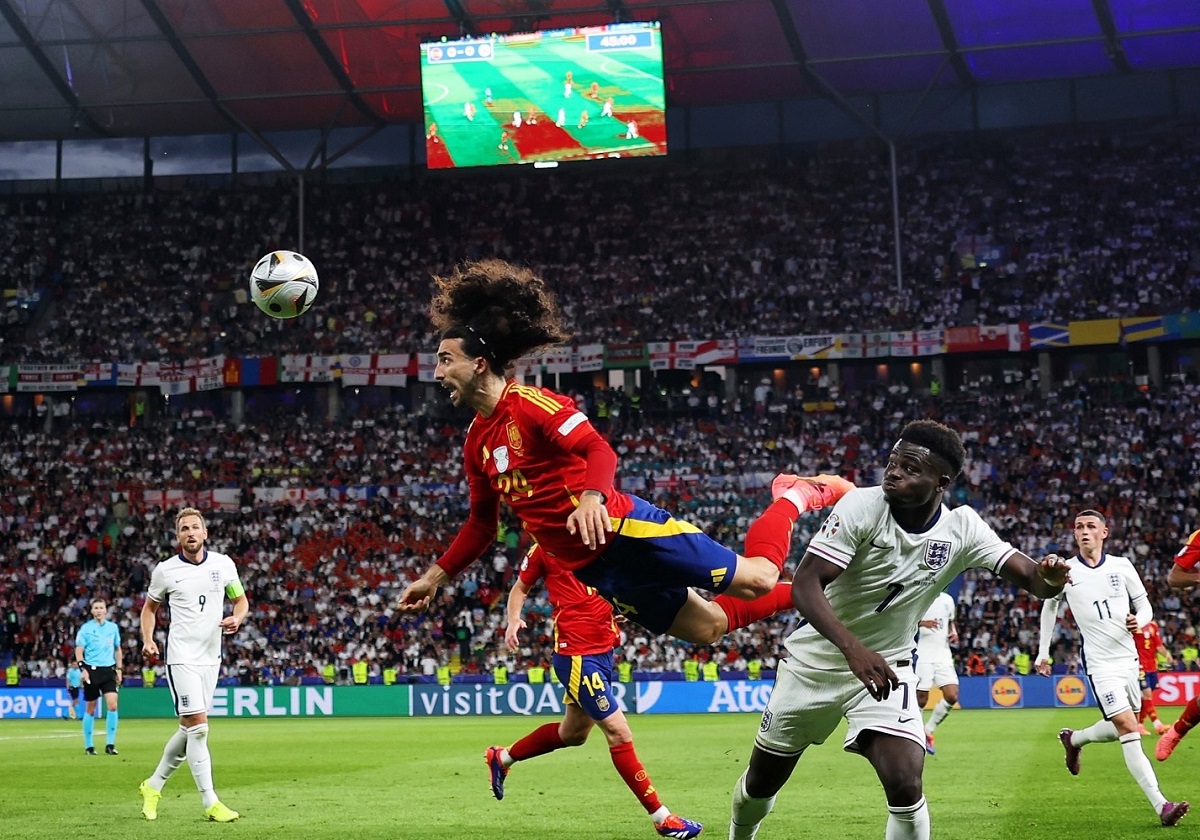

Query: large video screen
[420,22,666,169]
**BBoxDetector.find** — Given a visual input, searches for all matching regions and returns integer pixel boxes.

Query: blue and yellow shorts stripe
[574,494,739,635]
[553,651,620,721]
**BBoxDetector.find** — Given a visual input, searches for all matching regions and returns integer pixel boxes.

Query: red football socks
[715,581,793,631]
[1176,697,1200,735]
[507,722,566,761]
[744,499,798,571]
[610,741,663,814]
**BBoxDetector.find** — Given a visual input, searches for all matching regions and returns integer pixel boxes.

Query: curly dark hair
[430,259,571,370]
[898,419,966,477]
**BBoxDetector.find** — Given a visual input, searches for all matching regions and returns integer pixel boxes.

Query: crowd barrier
[5,673,1199,719]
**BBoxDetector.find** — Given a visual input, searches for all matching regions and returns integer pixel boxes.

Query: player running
[1156,527,1200,760]
[1037,510,1188,827]
[487,545,702,839]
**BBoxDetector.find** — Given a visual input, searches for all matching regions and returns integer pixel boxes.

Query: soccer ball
[249,251,319,319]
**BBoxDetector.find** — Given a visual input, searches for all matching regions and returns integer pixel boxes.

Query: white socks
[886,797,930,840]
[1072,719,1119,745]
[184,723,218,809]
[925,699,953,734]
[730,772,776,840]
[1119,733,1167,812]
[148,725,189,790]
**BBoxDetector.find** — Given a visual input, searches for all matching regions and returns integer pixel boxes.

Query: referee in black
[74,598,123,755]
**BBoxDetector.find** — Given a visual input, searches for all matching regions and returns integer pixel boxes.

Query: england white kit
[147,549,244,715]
[758,487,1016,756]
[916,591,958,690]
[1036,552,1150,717]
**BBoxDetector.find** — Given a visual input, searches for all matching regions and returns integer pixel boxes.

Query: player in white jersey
[729,420,1071,840]
[1035,510,1188,827]
[137,507,249,824]
[915,591,958,755]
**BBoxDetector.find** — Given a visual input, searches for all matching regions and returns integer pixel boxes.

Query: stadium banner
[1120,316,1167,344]
[115,686,410,718]
[410,682,633,717]
[157,356,226,395]
[635,680,773,714]
[280,354,338,383]
[0,688,78,719]
[1163,312,1200,340]
[1151,672,1200,706]
[16,363,80,392]
[574,343,605,372]
[80,362,119,387]
[541,349,574,374]
[1068,318,1121,346]
[1028,323,1069,348]
[955,675,1095,709]
[339,353,410,387]
[604,342,648,369]
[142,488,241,511]
[416,352,438,382]
[889,330,945,357]
[943,324,1027,353]
[0,365,13,393]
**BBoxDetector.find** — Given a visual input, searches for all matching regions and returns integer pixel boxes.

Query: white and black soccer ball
[249,251,319,319]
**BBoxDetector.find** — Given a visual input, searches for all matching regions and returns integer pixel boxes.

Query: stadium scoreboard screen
[420,21,666,170]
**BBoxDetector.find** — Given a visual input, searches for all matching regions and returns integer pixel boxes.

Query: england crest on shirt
[924,540,952,570]
[1108,573,1122,594]
[210,571,222,591]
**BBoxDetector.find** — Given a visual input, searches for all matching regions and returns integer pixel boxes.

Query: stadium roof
[1,0,1198,144]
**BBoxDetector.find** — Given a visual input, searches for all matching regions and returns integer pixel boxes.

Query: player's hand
[398,579,439,613]
[142,640,159,659]
[843,643,899,701]
[1037,554,1072,588]
[948,631,959,646]
[504,620,526,652]
[220,615,242,635]
[566,492,612,550]
[1126,613,1140,633]
[1035,658,1052,676]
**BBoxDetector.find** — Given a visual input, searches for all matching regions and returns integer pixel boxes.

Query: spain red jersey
[1173,529,1200,572]
[437,381,635,579]
[520,546,619,656]
[1137,622,1164,673]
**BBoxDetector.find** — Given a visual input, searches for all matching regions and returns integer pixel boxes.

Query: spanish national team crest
[506,420,523,451]
[596,695,610,713]
[923,540,952,570]
[493,445,510,473]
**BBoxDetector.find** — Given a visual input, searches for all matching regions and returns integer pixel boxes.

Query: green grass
[1,709,1194,839]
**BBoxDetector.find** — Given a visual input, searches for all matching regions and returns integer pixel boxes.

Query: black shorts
[67,687,80,700]
[83,666,118,701]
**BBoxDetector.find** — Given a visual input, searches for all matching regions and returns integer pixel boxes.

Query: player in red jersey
[397,259,851,645]
[1156,529,1200,760]
[486,545,702,839]
[1136,620,1173,735]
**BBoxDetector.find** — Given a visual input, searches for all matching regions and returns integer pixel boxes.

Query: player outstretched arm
[997,551,1071,599]
[1034,595,1063,676]
[791,549,898,700]
[1167,564,1200,589]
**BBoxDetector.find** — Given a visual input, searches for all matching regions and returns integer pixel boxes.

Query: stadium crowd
[1,128,1199,365]
[2,372,1199,685]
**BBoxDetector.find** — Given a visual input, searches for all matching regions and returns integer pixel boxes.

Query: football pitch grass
[2,709,1195,839]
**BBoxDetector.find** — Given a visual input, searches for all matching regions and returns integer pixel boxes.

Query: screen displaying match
[419,22,667,169]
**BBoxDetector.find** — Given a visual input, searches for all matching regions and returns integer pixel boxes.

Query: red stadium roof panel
[0,0,1197,142]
